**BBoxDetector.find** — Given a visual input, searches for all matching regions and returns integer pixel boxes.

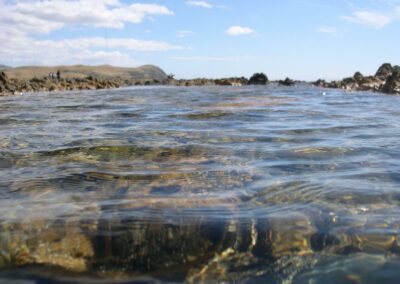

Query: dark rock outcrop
[248,73,268,85]
[375,63,394,79]
[313,79,326,87]
[353,72,363,82]
[170,77,249,87]
[215,77,248,86]
[279,77,296,86]
[313,63,399,95]
[381,71,400,94]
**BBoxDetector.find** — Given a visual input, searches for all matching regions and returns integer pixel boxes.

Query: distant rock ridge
[2,63,400,96]
[313,63,400,95]
[0,65,169,96]
[5,64,167,81]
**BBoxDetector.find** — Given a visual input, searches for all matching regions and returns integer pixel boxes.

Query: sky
[0,0,399,80]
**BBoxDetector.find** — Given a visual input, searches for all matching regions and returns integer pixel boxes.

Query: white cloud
[316,26,337,34]
[0,1,179,66]
[0,34,183,66]
[1,0,174,32]
[186,1,213,9]
[342,10,392,28]
[226,26,256,36]
[177,30,194,38]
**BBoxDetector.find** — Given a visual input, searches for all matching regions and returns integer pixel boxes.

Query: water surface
[1,85,400,283]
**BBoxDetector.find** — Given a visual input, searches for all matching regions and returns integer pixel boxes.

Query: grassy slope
[4,65,167,80]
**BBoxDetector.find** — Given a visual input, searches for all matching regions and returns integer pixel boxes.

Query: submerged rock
[0,224,94,272]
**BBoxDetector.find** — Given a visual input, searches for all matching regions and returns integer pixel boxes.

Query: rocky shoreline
[312,63,400,95]
[0,72,170,96]
[1,63,399,96]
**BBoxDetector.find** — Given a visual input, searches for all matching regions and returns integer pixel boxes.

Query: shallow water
[0,85,400,283]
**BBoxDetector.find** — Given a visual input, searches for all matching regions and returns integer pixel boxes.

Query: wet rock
[375,63,394,79]
[355,234,396,254]
[381,71,400,94]
[0,225,94,272]
[253,214,315,259]
[248,73,268,85]
[357,76,384,92]
[293,254,391,284]
[91,219,236,274]
[341,77,359,91]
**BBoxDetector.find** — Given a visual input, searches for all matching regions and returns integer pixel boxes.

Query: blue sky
[0,0,399,80]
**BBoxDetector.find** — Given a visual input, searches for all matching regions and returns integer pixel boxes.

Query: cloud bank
[0,0,177,66]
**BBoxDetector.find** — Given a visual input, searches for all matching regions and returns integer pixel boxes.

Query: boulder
[248,73,268,85]
[353,71,363,82]
[375,63,393,79]
[313,79,327,87]
[381,71,400,94]
[279,77,296,86]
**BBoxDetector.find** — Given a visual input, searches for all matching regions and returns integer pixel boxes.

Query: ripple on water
[0,86,400,281]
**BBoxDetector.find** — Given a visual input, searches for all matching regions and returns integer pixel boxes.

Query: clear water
[1,85,400,283]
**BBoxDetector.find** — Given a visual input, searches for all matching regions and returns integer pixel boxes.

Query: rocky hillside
[5,64,167,81]
[0,65,169,96]
[314,63,400,95]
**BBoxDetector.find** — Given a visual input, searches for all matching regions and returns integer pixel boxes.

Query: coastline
[1,63,399,96]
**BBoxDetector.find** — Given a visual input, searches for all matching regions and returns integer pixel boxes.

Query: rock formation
[375,63,394,79]
[313,63,400,95]
[0,75,167,96]
[381,71,400,94]
[248,73,268,85]
[0,65,169,96]
[279,77,296,86]
[169,77,249,87]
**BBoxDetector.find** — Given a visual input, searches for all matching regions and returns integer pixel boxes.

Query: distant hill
[5,64,167,81]
[0,65,10,71]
